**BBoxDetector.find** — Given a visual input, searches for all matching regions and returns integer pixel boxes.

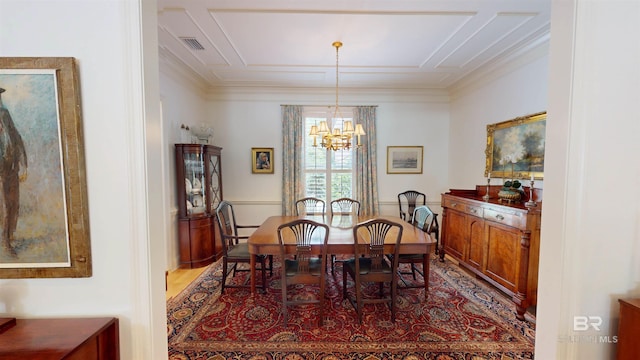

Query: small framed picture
[252,147,274,174]
[387,146,423,174]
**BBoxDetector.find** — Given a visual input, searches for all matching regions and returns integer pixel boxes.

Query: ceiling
[157,1,551,90]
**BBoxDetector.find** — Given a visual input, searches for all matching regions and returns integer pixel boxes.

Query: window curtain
[281,105,305,215]
[353,106,379,216]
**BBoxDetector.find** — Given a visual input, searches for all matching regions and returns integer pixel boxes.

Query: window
[304,107,355,204]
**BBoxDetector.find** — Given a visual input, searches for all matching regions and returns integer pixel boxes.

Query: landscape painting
[387,146,423,174]
[485,112,546,180]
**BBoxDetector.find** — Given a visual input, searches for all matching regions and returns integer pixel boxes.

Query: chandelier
[309,41,366,151]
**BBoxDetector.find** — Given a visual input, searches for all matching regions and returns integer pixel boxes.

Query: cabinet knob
[495,214,504,221]
[451,203,458,207]
[470,208,477,214]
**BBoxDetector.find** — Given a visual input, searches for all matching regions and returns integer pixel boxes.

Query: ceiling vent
[180,37,205,50]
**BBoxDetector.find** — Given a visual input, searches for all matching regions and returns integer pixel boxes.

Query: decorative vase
[498,188,522,203]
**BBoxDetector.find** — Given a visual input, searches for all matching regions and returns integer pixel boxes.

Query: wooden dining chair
[329,198,361,273]
[397,190,426,223]
[342,218,403,324]
[215,200,273,293]
[389,205,438,296]
[277,218,330,327]
[295,197,326,216]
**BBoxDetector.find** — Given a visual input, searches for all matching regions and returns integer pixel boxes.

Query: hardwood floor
[166,266,208,300]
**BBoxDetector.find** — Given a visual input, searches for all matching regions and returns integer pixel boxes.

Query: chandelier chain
[335,42,340,114]
[308,41,365,151]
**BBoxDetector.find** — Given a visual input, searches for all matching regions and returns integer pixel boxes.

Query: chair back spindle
[330,198,361,216]
[295,197,326,216]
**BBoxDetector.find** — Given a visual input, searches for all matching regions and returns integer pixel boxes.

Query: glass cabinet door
[183,151,207,216]
[206,146,223,213]
[176,144,209,218]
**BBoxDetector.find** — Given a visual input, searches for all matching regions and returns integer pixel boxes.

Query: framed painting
[485,111,546,180]
[387,146,423,174]
[0,57,91,278]
[252,147,274,174]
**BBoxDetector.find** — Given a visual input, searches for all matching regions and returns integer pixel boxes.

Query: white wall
[0,1,165,359]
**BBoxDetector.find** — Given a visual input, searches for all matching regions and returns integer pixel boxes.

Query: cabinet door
[484,221,520,291]
[444,210,466,260]
[467,216,485,270]
[178,217,214,268]
[207,151,222,213]
[176,144,207,218]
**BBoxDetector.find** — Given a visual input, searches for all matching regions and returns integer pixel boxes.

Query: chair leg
[355,278,363,324]
[391,280,397,322]
[411,263,417,280]
[221,258,229,293]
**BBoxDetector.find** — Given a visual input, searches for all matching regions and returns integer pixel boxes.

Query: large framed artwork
[252,147,274,174]
[387,146,423,174]
[485,111,546,180]
[0,57,91,278]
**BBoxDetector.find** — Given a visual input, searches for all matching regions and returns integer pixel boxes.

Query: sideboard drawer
[484,208,524,228]
[465,204,483,218]
[442,197,483,218]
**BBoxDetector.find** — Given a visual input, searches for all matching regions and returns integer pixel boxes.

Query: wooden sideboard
[0,317,119,359]
[440,185,542,320]
[618,299,640,360]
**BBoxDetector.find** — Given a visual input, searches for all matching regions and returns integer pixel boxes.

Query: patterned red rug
[167,256,535,359]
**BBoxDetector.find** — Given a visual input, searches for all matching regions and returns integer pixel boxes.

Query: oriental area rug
[167,256,535,360]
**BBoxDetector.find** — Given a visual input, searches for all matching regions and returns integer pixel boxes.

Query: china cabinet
[175,144,223,268]
[440,185,541,320]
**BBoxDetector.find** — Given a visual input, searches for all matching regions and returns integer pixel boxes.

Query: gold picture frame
[485,111,546,180]
[387,146,423,174]
[252,147,274,174]
[0,57,91,278]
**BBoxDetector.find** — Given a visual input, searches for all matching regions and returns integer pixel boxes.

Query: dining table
[247,214,436,295]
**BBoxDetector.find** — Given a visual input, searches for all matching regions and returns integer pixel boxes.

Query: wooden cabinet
[175,144,223,268]
[440,186,541,320]
[0,317,119,359]
[618,299,640,360]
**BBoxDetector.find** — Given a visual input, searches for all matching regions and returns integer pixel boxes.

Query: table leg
[250,255,256,294]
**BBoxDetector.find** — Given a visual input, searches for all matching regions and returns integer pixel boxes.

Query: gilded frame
[387,146,423,174]
[485,111,546,180]
[0,57,91,278]
[252,147,274,174]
